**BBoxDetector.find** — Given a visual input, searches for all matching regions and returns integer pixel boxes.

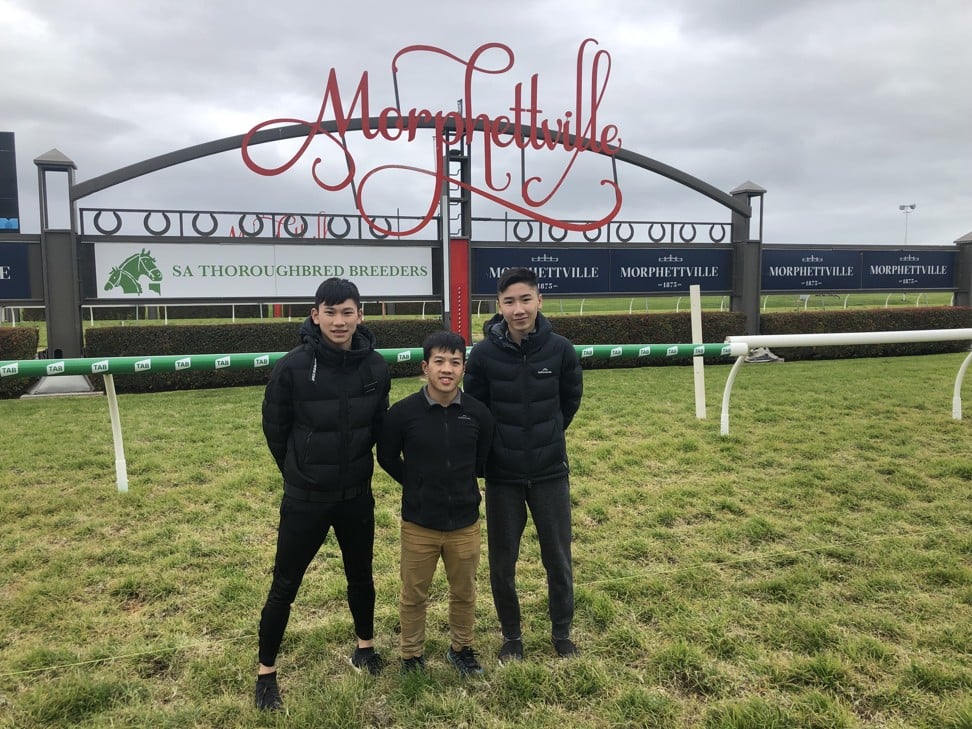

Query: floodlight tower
[898,203,916,244]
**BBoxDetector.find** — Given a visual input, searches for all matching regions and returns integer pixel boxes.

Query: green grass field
[1,355,970,728]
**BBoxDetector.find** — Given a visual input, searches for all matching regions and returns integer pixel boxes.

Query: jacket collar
[484,311,552,352]
[298,316,377,366]
[421,385,462,408]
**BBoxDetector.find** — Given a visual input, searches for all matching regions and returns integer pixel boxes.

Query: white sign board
[93,243,434,299]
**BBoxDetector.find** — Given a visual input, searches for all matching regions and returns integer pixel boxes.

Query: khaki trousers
[399,520,480,659]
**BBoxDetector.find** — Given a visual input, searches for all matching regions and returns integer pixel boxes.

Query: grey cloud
[5,0,970,244]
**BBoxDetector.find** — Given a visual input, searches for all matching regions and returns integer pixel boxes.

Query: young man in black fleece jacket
[255,278,391,711]
[377,331,494,676]
[464,267,584,663]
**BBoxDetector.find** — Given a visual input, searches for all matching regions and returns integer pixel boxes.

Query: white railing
[720,329,972,435]
[0,301,446,326]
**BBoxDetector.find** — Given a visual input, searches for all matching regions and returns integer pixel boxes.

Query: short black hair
[423,330,467,363]
[497,267,538,295]
[315,277,361,307]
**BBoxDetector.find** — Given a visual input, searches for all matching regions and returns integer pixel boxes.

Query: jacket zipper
[443,407,454,529]
[339,354,350,480]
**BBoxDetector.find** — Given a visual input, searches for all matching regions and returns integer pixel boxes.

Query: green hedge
[8,306,969,397]
[759,307,972,360]
[82,319,446,393]
[548,311,747,369]
[0,328,40,399]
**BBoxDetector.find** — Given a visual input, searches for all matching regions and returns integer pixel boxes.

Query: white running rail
[720,328,972,435]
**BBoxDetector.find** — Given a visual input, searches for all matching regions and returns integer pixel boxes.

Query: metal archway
[71,118,751,219]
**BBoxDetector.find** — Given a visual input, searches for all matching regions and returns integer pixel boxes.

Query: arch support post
[35,149,84,359]
[953,232,972,307]
[730,181,765,335]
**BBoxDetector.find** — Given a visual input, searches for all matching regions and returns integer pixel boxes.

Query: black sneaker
[400,655,426,674]
[349,647,386,675]
[552,637,578,657]
[447,646,484,676]
[254,673,283,712]
[497,638,523,664]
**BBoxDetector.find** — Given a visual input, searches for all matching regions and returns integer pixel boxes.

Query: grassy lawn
[0,355,970,728]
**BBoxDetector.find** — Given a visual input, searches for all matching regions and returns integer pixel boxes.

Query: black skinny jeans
[485,476,574,641]
[258,491,376,667]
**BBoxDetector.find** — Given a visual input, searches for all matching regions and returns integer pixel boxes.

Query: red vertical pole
[449,238,471,345]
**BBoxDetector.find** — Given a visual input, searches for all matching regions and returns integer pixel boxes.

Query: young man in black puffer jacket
[255,278,391,711]
[464,267,584,663]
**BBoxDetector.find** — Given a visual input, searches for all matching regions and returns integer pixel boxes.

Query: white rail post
[690,285,706,419]
[953,350,972,420]
[720,355,746,436]
[103,374,129,493]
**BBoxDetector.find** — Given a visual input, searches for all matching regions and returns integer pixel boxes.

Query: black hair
[496,267,538,294]
[315,277,361,307]
[422,330,467,363]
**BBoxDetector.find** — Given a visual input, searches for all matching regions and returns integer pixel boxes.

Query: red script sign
[241,39,623,237]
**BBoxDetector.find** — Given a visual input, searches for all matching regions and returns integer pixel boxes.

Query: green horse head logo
[104,249,163,295]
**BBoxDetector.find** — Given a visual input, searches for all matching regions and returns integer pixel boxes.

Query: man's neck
[425,385,458,407]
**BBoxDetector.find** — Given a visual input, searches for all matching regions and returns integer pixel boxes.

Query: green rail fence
[0,343,746,379]
[1,343,747,494]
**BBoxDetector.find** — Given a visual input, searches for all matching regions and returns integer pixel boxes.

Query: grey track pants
[485,476,574,641]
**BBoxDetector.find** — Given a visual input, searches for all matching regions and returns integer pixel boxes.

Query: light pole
[898,203,916,244]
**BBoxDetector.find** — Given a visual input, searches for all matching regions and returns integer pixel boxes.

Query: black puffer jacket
[464,312,583,485]
[262,318,390,498]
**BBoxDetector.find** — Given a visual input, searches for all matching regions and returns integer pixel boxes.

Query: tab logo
[581,346,594,358]
[720,345,732,356]
[91,361,110,373]
[397,351,412,362]
[693,345,705,356]
[135,359,152,372]
[666,346,678,357]
[639,346,651,357]
[254,355,270,368]
[215,357,231,369]
[175,357,191,370]
[0,363,18,377]
[47,361,65,375]
[610,347,623,358]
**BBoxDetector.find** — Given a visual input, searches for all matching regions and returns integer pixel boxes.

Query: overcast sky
[3,0,970,244]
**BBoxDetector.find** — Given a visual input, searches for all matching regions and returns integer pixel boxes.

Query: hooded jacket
[262,317,390,500]
[464,311,583,485]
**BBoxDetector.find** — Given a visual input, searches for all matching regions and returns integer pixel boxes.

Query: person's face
[311,298,362,350]
[497,281,542,343]
[422,347,465,400]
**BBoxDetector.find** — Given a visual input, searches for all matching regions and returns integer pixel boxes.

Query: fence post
[690,285,706,419]
[35,150,84,358]
[954,233,972,307]
[730,182,765,335]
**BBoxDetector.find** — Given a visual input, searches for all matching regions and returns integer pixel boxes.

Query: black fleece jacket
[464,311,583,485]
[262,317,390,497]
[377,388,494,531]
